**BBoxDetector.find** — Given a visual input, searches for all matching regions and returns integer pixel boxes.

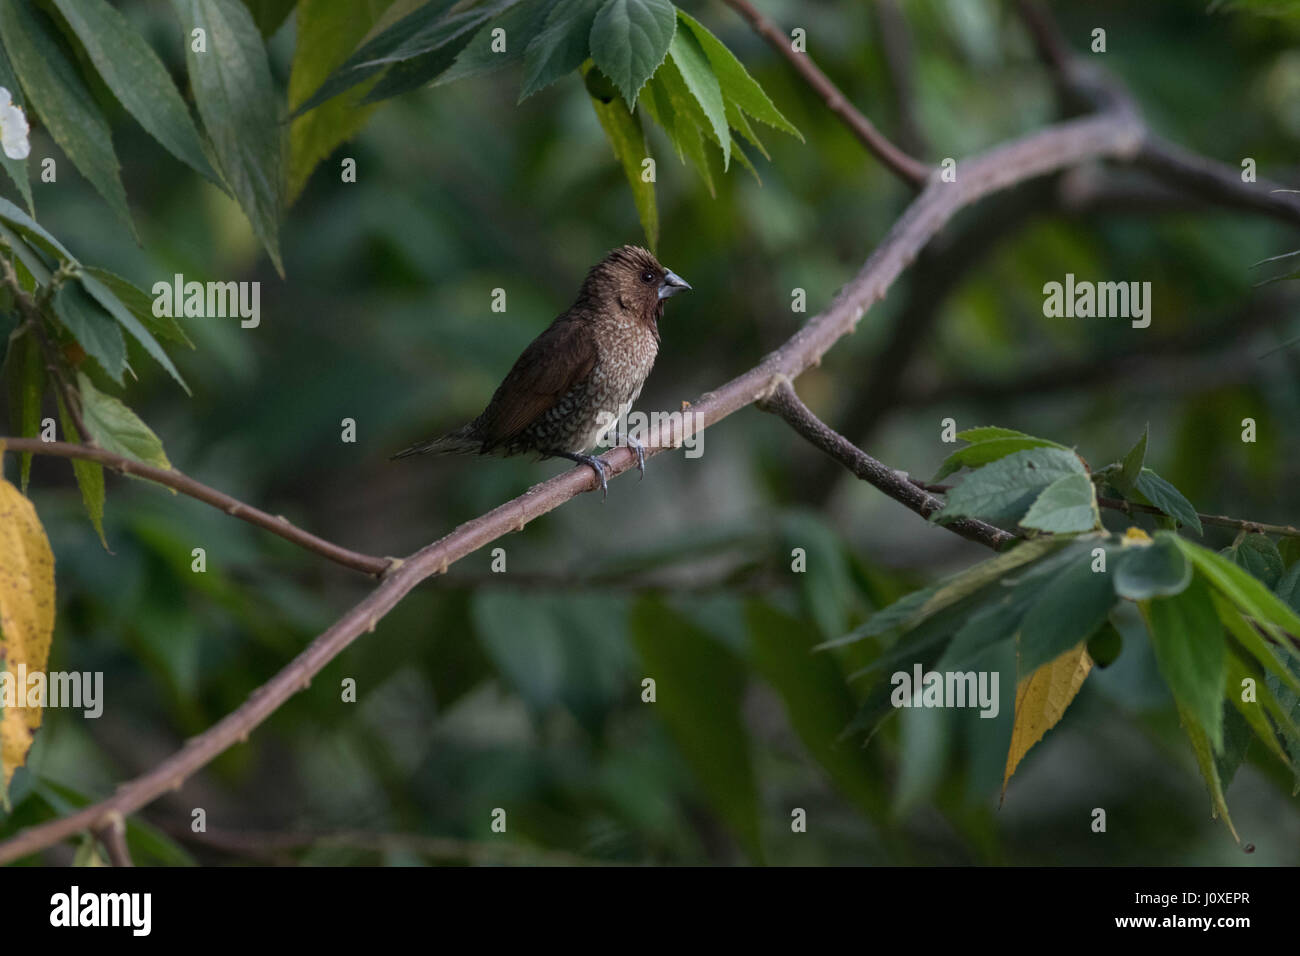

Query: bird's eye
[641,270,656,283]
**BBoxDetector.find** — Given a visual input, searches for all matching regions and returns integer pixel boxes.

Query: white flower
[0,87,30,161]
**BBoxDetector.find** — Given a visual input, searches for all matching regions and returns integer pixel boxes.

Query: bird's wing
[476,316,597,450]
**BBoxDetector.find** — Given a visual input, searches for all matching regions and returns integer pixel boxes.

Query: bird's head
[581,245,691,332]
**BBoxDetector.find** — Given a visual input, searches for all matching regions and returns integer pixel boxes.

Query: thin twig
[0,438,393,577]
[1096,496,1300,539]
[914,478,1300,539]
[759,381,1016,551]
[0,101,1148,865]
[93,812,133,868]
[720,0,931,187]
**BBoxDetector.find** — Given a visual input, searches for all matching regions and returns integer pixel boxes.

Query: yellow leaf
[1003,642,1092,793]
[0,473,56,799]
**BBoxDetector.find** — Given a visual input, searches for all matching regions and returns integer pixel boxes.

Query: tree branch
[1096,496,1300,540]
[0,101,1147,864]
[720,0,931,187]
[758,380,1016,550]
[1014,0,1300,226]
[0,438,393,577]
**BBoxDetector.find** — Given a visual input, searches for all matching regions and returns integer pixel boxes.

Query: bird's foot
[556,451,611,501]
[627,438,646,480]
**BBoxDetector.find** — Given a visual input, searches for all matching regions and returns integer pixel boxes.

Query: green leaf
[1,325,43,490]
[242,0,296,36]
[437,0,560,86]
[364,0,521,66]
[78,271,188,392]
[639,70,714,193]
[173,0,284,274]
[826,535,1064,649]
[1175,536,1300,657]
[725,98,766,158]
[1018,549,1117,674]
[360,0,521,103]
[1212,590,1300,694]
[1228,533,1285,589]
[1277,559,1300,612]
[589,0,675,107]
[287,0,397,204]
[644,61,723,191]
[1020,471,1099,533]
[48,0,219,184]
[1265,654,1300,793]
[76,372,171,470]
[843,596,995,738]
[1176,700,1238,841]
[0,195,74,262]
[0,220,51,290]
[676,9,801,139]
[933,435,1067,481]
[51,280,126,383]
[0,40,33,213]
[938,447,1085,527]
[1278,535,1300,571]
[1134,467,1203,535]
[822,583,937,649]
[1113,535,1192,600]
[54,392,107,548]
[360,28,476,103]
[291,0,460,114]
[665,22,729,170]
[84,267,191,348]
[848,593,990,681]
[935,542,1097,671]
[631,598,763,861]
[1225,649,1293,770]
[586,74,657,249]
[955,426,1043,442]
[1145,577,1227,753]
[0,0,133,236]
[1118,424,1148,491]
[1214,699,1253,790]
[519,0,603,100]
[935,588,1034,671]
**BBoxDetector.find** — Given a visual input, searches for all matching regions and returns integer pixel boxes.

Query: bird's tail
[390,425,482,461]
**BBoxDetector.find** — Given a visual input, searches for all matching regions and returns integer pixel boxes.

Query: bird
[392,245,691,498]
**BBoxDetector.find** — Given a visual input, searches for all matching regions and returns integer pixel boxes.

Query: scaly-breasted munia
[392,245,691,496]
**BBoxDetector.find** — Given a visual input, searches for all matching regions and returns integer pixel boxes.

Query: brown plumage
[392,245,691,496]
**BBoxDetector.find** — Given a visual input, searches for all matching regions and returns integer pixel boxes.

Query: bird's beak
[658,270,691,299]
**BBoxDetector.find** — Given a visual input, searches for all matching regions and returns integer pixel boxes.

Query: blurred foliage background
[4,0,1300,865]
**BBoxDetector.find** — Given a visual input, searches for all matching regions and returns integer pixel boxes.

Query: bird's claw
[577,454,610,501]
[628,439,646,480]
